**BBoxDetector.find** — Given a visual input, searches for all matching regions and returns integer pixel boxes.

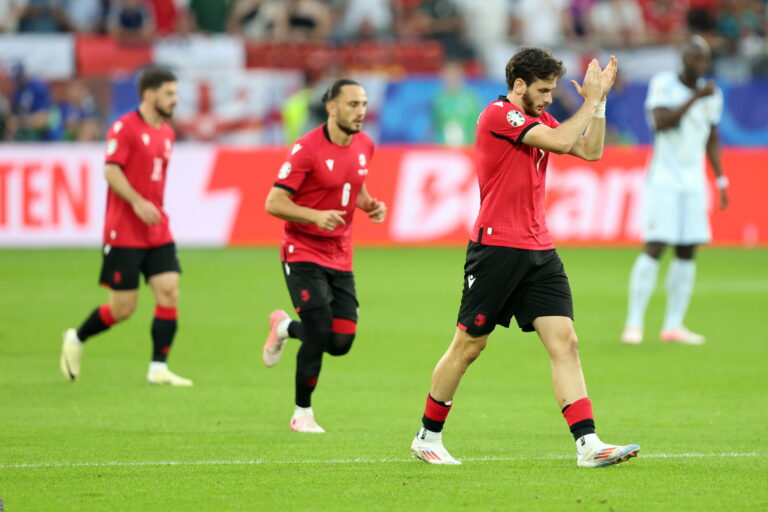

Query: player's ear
[513,78,526,95]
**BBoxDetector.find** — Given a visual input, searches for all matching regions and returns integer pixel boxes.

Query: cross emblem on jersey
[325,159,334,171]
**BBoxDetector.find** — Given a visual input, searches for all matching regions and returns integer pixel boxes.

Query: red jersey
[103,110,175,248]
[273,124,375,271]
[471,96,559,250]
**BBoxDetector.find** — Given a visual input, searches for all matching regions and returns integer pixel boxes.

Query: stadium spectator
[10,63,52,141]
[399,0,474,60]
[146,0,190,36]
[272,0,332,43]
[0,0,27,32]
[18,0,71,33]
[49,80,101,141]
[431,60,481,145]
[717,0,765,56]
[336,0,395,41]
[227,0,281,40]
[64,0,104,33]
[511,0,568,48]
[590,0,647,48]
[622,36,727,345]
[189,0,233,33]
[565,0,597,43]
[639,0,688,45]
[108,0,157,45]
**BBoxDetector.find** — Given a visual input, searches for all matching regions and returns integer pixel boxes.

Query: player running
[410,48,639,467]
[60,68,192,387]
[263,79,386,433]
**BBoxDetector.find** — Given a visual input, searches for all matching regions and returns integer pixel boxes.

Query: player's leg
[325,269,358,356]
[144,243,190,386]
[534,316,640,467]
[660,244,704,344]
[263,262,314,367]
[60,247,141,381]
[411,328,488,465]
[622,241,665,343]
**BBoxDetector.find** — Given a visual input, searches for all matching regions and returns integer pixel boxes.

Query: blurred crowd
[0,0,767,143]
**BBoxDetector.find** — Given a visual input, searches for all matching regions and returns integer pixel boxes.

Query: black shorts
[99,242,181,290]
[281,261,358,322]
[456,242,573,335]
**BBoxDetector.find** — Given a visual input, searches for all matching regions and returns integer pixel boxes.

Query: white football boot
[263,309,290,367]
[411,427,461,465]
[290,407,325,433]
[60,328,84,381]
[576,434,640,468]
[147,362,193,386]
[660,327,705,345]
[620,326,643,345]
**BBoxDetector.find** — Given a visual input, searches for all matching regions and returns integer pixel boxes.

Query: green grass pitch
[0,247,766,511]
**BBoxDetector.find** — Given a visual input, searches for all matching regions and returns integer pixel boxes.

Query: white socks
[663,258,696,331]
[293,405,314,419]
[276,317,291,339]
[626,253,659,328]
[576,433,604,455]
[148,361,167,374]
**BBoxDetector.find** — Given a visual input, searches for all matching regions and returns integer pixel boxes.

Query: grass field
[1,247,766,511]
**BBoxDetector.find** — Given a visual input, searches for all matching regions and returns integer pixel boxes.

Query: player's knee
[326,333,355,356]
[111,301,136,321]
[456,333,487,364]
[553,329,579,359]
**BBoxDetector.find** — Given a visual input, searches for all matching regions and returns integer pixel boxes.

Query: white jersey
[645,71,723,192]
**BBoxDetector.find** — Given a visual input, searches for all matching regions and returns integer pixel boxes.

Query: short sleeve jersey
[273,124,375,271]
[103,110,175,248]
[471,96,560,250]
[645,71,723,192]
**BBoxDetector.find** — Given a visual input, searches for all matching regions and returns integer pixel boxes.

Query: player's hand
[695,80,716,99]
[365,199,387,223]
[132,198,161,225]
[718,187,728,210]
[314,210,346,231]
[570,59,603,104]
[599,55,618,99]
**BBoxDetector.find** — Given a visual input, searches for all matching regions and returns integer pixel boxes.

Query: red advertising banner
[0,145,765,247]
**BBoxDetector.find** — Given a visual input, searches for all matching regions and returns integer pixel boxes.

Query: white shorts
[642,185,711,245]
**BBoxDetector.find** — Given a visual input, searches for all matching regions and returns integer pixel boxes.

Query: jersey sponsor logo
[291,143,302,155]
[278,162,291,179]
[141,133,150,146]
[325,159,334,171]
[358,153,366,166]
[507,109,525,127]
[467,274,476,288]
[112,121,123,133]
[106,139,118,156]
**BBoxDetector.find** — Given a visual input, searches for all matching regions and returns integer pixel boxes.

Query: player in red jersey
[262,79,386,433]
[410,48,640,467]
[60,68,192,387]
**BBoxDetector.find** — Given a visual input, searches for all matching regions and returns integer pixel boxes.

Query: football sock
[151,306,177,363]
[663,258,696,331]
[295,307,332,408]
[76,304,117,342]
[286,320,303,339]
[326,318,356,356]
[422,395,453,433]
[562,397,596,441]
[277,317,293,338]
[626,253,659,328]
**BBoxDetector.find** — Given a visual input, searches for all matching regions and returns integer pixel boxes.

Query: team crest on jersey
[141,133,150,145]
[106,138,118,156]
[113,121,123,133]
[358,154,366,166]
[278,162,291,179]
[507,110,525,127]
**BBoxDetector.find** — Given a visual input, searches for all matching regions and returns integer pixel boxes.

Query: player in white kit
[621,36,729,345]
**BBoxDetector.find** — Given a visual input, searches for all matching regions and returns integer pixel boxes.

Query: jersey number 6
[341,182,351,207]
[151,157,163,181]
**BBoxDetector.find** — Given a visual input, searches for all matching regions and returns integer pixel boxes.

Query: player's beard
[155,100,174,119]
[337,118,361,135]
[521,91,540,117]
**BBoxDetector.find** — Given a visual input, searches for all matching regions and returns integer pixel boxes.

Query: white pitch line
[0,453,760,470]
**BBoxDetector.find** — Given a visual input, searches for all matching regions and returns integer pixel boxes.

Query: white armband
[716,175,729,189]
[594,100,606,118]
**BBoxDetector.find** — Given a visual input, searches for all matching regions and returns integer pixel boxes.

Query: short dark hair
[138,68,177,96]
[505,47,565,90]
[322,78,360,103]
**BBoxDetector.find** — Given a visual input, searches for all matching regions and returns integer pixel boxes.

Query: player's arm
[265,186,346,231]
[356,184,387,223]
[521,59,605,155]
[104,163,160,225]
[707,125,728,210]
[653,81,715,131]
